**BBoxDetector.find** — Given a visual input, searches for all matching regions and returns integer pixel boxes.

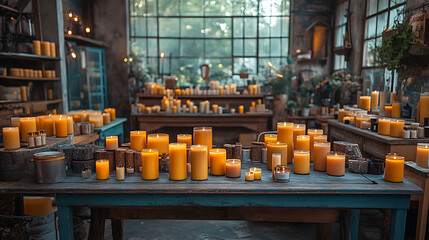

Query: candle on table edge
[103,113,111,125]
[416,143,429,168]
[105,136,119,150]
[313,141,331,171]
[390,119,405,138]
[130,131,146,151]
[245,171,254,181]
[249,167,261,180]
[20,117,36,143]
[226,159,241,178]
[266,142,287,170]
[326,152,345,176]
[141,149,159,180]
[169,143,187,180]
[277,122,294,163]
[210,148,226,175]
[116,166,125,181]
[3,127,20,150]
[384,153,405,183]
[293,150,310,175]
[378,118,391,136]
[190,145,208,180]
[359,96,371,111]
[54,117,68,138]
[96,160,110,180]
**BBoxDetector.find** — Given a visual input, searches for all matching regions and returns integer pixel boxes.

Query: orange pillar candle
[226,159,241,178]
[33,40,41,55]
[390,119,405,137]
[130,131,146,151]
[293,150,310,175]
[392,102,401,118]
[245,171,254,181]
[193,127,212,166]
[20,86,27,101]
[264,134,277,147]
[42,116,54,137]
[238,105,244,114]
[249,167,261,180]
[355,114,367,129]
[209,148,226,175]
[314,135,327,143]
[54,117,68,138]
[378,118,391,135]
[104,108,116,120]
[384,153,405,183]
[20,117,36,142]
[49,42,56,57]
[371,91,379,111]
[293,124,306,148]
[385,105,392,117]
[3,127,20,150]
[89,114,103,128]
[326,152,345,176]
[277,122,294,163]
[105,136,119,150]
[66,116,74,135]
[295,135,310,151]
[177,134,192,146]
[266,142,288,170]
[313,141,331,171]
[169,143,187,180]
[416,143,429,168]
[308,129,323,161]
[141,149,159,180]
[419,93,429,125]
[147,133,169,155]
[102,113,111,125]
[359,96,371,111]
[96,159,110,180]
[190,145,208,180]
[338,109,345,122]
[41,41,50,56]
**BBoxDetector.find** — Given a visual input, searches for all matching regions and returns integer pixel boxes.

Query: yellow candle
[49,42,56,57]
[96,160,110,180]
[249,167,261,180]
[177,134,192,146]
[33,40,41,55]
[103,113,111,125]
[172,105,177,113]
[193,127,212,166]
[338,109,345,122]
[116,167,125,181]
[293,150,310,174]
[392,102,401,118]
[308,129,323,161]
[419,93,429,125]
[313,141,331,171]
[105,136,119,150]
[169,143,187,180]
[209,148,226,175]
[371,91,379,111]
[293,124,306,148]
[67,116,74,135]
[385,105,392,117]
[3,127,20,150]
[326,152,345,176]
[266,142,288,170]
[71,113,83,123]
[104,108,116,120]
[54,117,68,138]
[245,171,254,181]
[20,86,27,101]
[384,153,405,183]
[130,131,146,151]
[20,117,36,142]
[147,133,169,155]
[378,118,391,135]
[295,135,310,151]
[390,119,405,137]
[41,41,50,56]
[277,122,294,163]
[314,135,327,143]
[89,114,103,128]
[212,104,218,113]
[416,143,429,168]
[355,114,367,129]
[191,145,208,180]
[42,116,54,137]
[226,159,241,178]
[264,134,277,147]
[238,105,244,114]
[359,96,371,111]
[141,149,159,180]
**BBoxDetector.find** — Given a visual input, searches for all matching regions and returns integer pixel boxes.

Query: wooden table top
[328,119,429,145]
[94,118,127,132]
[73,133,100,145]
[2,163,422,195]
[132,112,273,118]
[405,161,429,177]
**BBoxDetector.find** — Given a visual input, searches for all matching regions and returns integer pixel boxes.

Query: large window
[362,0,405,92]
[333,0,348,71]
[129,0,290,84]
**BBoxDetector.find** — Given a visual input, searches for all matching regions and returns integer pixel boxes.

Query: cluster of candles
[68,108,116,128]
[33,40,56,57]
[9,68,56,79]
[144,82,260,96]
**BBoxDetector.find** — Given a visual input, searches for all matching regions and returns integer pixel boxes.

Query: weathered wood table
[328,119,429,160]
[94,118,127,145]
[3,163,421,240]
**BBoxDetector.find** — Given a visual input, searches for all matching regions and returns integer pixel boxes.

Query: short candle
[249,167,261,180]
[295,135,310,151]
[264,134,277,148]
[96,160,110,180]
[326,152,345,176]
[2,127,20,150]
[416,143,429,168]
[20,117,36,143]
[377,118,391,136]
[245,171,254,181]
[226,159,241,178]
[308,129,323,161]
[209,148,226,175]
[177,134,192,146]
[293,124,306,148]
[293,150,310,175]
[130,131,146,151]
[105,136,119,150]
[141,149,159,180]
[384,153,405,183]
[390,119,405,137]
[313,141,331,171]
[147,133,169,155]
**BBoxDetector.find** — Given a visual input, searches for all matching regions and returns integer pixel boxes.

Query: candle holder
[245,171,254,181]
[274,165,290,183]
[384,153,405,183]
[249,167,261,180]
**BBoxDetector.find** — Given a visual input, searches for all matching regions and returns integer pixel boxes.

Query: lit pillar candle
[209,148,226,175]
[266,142,288,170]
[377,118,391,136]
[33,40,41,55]
[66,116,74,135]
[392,102,401,118]
[249,167,261,180]
[385,105,392,117]
[141,149,159,180]
[104,108,116,120]
[295,135,310,151]
[384,153,405,183]
[355,114,367,129]
[371,91,379,111]
[293,150,310,175]
[54,117,68,138]
[416,143,429,168]
[190,145,208,180]
[20,117,36,142]
[103,113,111,125]
[308,129,323,161]
[89,114,103,128]
[147,133,169,155]
[238,105,244,114]
[193,127,212,166]
[264,134,277,147]
[313,141,331,171]
[390,119,405,137]
[42,116,54,137]
[226,159,241,178]
[105,136,119,150]
[245,172,254,181]
[177,134,192,146]
[277,122,294,163]
[130,131,146,151]
[3,127,20,150]
[169,143,187,180]
[419,93,429,125]
[326,152,345,176]
[96,160,110,180]
[359,96,371,111]
[293,124,306,148]
[314,135,327,143]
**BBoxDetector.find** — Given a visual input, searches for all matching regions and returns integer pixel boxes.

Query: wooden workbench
[3,162,422,240]
[328,119,429,160]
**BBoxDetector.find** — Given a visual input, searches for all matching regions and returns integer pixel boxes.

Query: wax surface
[177,134,192,146]
[416,144,429,168]
[20,117,36,142]
[96,160,110,180]
[313,142,330,171]
[193,127,212,166]
[249,167,261,180]
[308,129,323,161]
[326,153,345,176]
[419,94,429,125]
[390,120,404,137]
[384,155,404,183]
[293,124,306,148]
[106,136,119,150]
[191,145,208,180]
[169,143,187,180]
[295,135,310,151]
[130,131,146,151]
[226,159,241,178]
[359,96,371,111]
[3,127,20,150]
[378,119,390,136]
[264,134,277,148]
[147,134,169,154]
[141,149,159,180]
[55,117,68,138]
[392,102,401,118]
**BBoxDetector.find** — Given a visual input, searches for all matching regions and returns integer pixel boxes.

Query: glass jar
[274,165,290,183]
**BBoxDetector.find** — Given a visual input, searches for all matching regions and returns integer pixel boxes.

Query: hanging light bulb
[85,27,91,33]
[71,52,77,59]
[68,12,73,18]
[124,58,128,63]
[129,58,133,62]
[160,52,165,58]
[73,16,79,22]
[67,29,72,35]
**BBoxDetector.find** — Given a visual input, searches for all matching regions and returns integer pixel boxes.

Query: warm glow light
[85,27,91,33]
[218,63,222,68]
[160,52,165,58]
[129,58,133,62]
[73,16,78,22]
[68,12,73,18]
[175,77,179,81]
[267,61,273,68]
[276,74,283,78]
[296,49,301,53]
[71,52,77,59]
[67,30,72,35]
[124,58,128,62]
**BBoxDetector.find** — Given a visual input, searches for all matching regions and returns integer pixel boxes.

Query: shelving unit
[0,76,60,81]
[0,52,60,61]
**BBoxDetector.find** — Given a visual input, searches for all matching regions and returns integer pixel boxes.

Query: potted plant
[313,74,341,107]
[239,64,250,79]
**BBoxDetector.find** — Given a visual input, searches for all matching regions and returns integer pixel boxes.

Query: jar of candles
[27,132,35,148]
[274,165,290,183]
[384,153,405,183]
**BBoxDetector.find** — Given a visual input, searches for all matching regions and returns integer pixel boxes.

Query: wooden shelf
[0,76,60,81]
[136,94,265,99]
[0,52,60,61]
[65,35,108,48]
[0,99,62,108]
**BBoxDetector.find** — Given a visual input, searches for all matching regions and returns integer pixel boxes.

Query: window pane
[158,0,179,16]
[260,0,272,16]
[271,17,282,37]
[335,26,345,47]
[233,39,243,56]
[205,18,231,38]
[259,38,270,57]
[147,57,158,74]
[146,0,157,16]
[259,17,271,37]
[180,39,203,57]
[160,39,179,56]
[335,1,348,26]
[206,40,231,57]
[270,38,281,56]
[391,0,405,5]
[233,18,243,37]
[159,18,179,37]
[281,38,289,56]
[282,0,291,14]
[181,18,204,37]
[378,0,388,12]
[363,39,375,67]
[376,12,388,36]
[282,17,290,37]
[205,0,233,16]
[130,38,146,56]
[131,17,146,36]
[244,18,257,37]
[334,54,347,70]
[147,18,157,37]
[181,0,203,16]
[208,58,233,80]
[232,0,244,15]
[366,0,377,16]
[245,0,258,16]
[271,0,283,15]
[389,5,405,28]
[365,16,376,39]
[233,57,256,74]
[244,39,257,56]
[130,0,145,16]
[148,39,158,56]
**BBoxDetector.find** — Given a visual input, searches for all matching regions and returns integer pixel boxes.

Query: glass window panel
[391,0,405,5]
[281,38,289,56]
[159,39,179,56]
[233,39,243,56]
[283,0,291,14]
[366,0,377,16]
[232,0,244,15]
[335,26,346,47]
[131,0,145,16]
[181,18,204,37]
[376,12,388,36]
[259,38,270,57]
[233,18,243,38]
[271,0,283,15]
[389,5,405,28]
[244,18,257,37]
[147,18,157,37]
[180,39,204,57]
[335,1,348,26]
[233,57,256,74]
[244,39,257,56]
[363,39,376,67]
[282,17,289,37]
[245,0,258,16]
[365,16,377,39]
[205,0,233,16]
[208,58,233,80]
[260,0,272,16]
[378,0,389,12]
[206,40,231,57]
[259,17,271,37]
[270,17,282,37]
[148,39,158,56]
[158,0,179,16]
[205,18,231,38]
[159,18,179,37]
[146,57,158,74]
[131,17,146,36]
[334,54,347,70]
[130,38,146,56]
[270,38,281,56]
[181,0,203,16]
[146,0,157,16]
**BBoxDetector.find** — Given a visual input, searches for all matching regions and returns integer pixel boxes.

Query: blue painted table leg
[389,209,407,240]
[58,205,74,240]
[350,209,360,240]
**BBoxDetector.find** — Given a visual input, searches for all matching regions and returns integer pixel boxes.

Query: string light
[267,61,273,68]
[296,49,301,54]
[68,12,73,18]
[71,52,77,59]
[124,58,128,63]
[218,64,223,68]
[73,16,78,22]
[67,29,72,35]
[276,74,283,78]
[85,27,91,33]
[129,58,133,62]
[160,52,165,58]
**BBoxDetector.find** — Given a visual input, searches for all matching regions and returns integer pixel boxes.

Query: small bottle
[34,132,42,147]
[275,165,290,183]
[27,132,35,148]
[40,130,47,145]
[82,164,92,179]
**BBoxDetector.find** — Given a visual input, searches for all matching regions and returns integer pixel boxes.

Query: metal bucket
[33,151,66,183]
